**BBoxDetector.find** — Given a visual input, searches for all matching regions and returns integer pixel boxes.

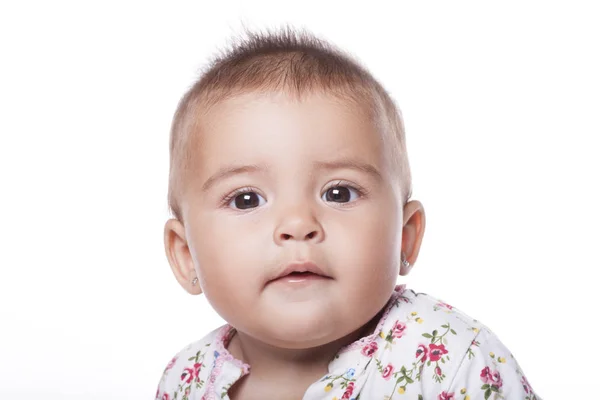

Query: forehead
[191,90,389,178]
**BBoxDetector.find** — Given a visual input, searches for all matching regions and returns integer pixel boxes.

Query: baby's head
[164,27,425,349]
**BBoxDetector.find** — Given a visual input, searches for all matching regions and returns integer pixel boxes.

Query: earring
[191,277,198,286]
[401,252,410,269]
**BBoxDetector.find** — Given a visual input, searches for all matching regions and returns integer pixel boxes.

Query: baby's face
[178,90,405,348]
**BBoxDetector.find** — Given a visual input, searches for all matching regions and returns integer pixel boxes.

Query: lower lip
[270,273,331,285]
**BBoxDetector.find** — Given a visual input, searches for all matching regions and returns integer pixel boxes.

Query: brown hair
[167,26,412,221]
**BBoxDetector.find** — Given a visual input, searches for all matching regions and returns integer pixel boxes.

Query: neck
[226,309,383,378]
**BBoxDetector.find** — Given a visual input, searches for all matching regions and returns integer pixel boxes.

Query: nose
[273,205,324,245]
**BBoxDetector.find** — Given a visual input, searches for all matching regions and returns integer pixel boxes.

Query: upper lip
[270,261,331,282]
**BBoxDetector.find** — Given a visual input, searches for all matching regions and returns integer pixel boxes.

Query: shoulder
[366,288,487,397]
[382,287,485,378]
[154,325,225,400]
[385,287,486,354]
[446,327,540,399]
[394,287,486,333]
[382,287,540,399]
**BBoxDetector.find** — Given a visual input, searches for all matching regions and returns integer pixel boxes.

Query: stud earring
[191,277,198,286]
[401,252,410,269]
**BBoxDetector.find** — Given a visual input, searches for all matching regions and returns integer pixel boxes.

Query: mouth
[268,261,333,284]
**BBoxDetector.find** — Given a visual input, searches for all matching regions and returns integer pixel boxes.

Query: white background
[1,1,598,398]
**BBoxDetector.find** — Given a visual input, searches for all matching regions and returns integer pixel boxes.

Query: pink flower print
[392,321,407,338]
[428,343,448,362]
[436,302,453,310]
[193,362,202,379]
[165,356,178,371]
[490,370,503,388]
[435,366,442,376]
[415,343,428,363]
[155,387,159,399]
[181,362,202,384]
[162,394,170,400]
[480,366,503,388]
[341,381,355,399]
[361,341,378,357]
[181,369,192,384]
[381,363,394,380]
[438,391,455,400]
[480,366,493,383]
[522,375,532,393]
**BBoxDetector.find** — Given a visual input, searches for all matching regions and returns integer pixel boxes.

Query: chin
[266,329,340,350]
[261,306,341,346]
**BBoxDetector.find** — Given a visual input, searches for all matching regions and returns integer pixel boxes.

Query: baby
[156,27,540,400]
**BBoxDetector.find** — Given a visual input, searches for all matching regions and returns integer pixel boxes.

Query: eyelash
[219,180,368,209]
[220,187,259,208]
[324,180,369,202]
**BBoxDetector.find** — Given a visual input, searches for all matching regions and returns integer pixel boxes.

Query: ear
[164,218,202,295]
[400,200,426,276]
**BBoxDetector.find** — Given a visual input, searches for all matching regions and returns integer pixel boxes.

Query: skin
[164,90,426,399]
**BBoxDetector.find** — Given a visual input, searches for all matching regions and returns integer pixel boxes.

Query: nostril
[279,231,320,241]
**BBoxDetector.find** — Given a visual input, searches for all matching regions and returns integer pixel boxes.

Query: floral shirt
[155,285,540,400]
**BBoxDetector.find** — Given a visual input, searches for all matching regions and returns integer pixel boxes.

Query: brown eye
[323,186,358,203]
[230,192,265,210]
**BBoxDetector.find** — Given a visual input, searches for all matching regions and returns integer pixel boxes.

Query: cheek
[330,201,402,278]
[192,214,266,287]
[191,217,265,321]
[339,228,400,276]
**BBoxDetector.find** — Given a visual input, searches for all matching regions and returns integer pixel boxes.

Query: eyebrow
[314,159,382,181]
[201,164,267,192]
[201,158,382,192]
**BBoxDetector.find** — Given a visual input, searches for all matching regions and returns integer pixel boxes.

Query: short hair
[167,26,412,222]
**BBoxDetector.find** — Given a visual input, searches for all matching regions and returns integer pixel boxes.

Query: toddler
[156,27,540,400]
